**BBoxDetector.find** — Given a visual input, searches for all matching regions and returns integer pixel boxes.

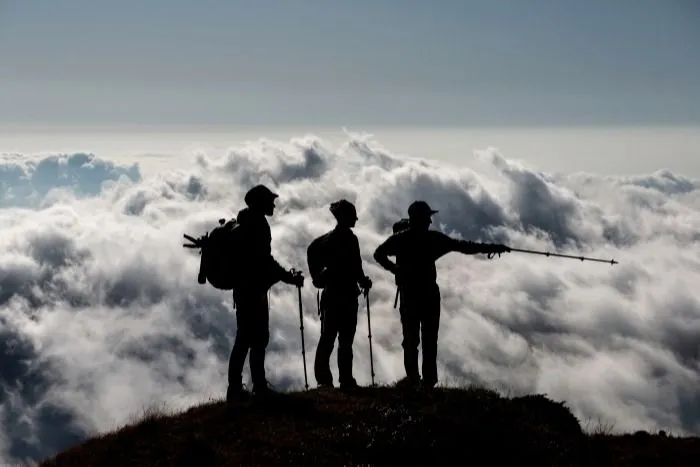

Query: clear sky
[1,0,699,126]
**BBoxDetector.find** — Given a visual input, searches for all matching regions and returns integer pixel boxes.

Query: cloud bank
[2,132,700,463]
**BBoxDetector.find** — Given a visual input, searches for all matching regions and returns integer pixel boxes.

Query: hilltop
[41,384,700,466]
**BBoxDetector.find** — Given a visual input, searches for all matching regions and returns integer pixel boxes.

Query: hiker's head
[244,184,279,216]
[330,199,358,228]
[407,200,437,230]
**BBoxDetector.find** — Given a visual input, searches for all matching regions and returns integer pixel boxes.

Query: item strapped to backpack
[393,217,410,234]
[183,217,245,291]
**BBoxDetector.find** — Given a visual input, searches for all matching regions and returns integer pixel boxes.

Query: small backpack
[393,217,410,234]
[306,232,331,289]
[183,217,245,291]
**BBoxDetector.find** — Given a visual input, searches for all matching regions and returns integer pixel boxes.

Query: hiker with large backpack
[228,185,305,399]
[185,184,305,400]
[307,200,372,390]
[373,201,510,389]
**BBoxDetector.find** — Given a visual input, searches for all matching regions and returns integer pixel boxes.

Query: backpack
[307,232,331,289]
[183,217,245,291]
[393,217,410,234]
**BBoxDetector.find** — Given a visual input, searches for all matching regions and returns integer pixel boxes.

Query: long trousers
[314,289,359,386]
[398,283,441,386]
[228,290,270,389]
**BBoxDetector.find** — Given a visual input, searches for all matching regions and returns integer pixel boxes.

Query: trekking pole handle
[289,268,305,289]
[290,268,305,279]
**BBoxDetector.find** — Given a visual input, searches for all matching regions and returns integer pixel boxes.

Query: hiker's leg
[228,305,252,389]
[249,292,270,389]
[399,291,421,381]
[314,291,338,386]
[337,297,359,386]
[421,286,441,387]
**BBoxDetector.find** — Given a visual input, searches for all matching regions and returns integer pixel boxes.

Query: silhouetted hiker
[373,201,509,388]
[227,184,305,401]
[307,199,372,389]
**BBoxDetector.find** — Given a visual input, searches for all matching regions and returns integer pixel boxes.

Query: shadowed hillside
[40,384,700,466]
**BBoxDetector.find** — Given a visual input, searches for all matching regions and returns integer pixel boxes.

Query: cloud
[1,132,700,463]
[0,152,142,209]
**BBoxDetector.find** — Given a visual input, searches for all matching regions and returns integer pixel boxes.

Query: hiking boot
[340,378,360,390]
[317,382,334,389]
[253,381,279,396]
[422,379,438,389]
[226,384,249,403]
[395,376,421,389]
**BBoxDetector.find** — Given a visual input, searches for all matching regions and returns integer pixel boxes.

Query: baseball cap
[408,200,438,219]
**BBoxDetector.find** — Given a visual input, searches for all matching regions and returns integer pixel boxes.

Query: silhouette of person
[373,201,509,388]
[307,200,372,389]
[227,184,305,400]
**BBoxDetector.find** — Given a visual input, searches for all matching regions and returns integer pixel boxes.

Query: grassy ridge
[40,384,700,466]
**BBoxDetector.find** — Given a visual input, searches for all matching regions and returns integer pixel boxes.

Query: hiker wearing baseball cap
[373,200,509,388]
[407,200,439,219]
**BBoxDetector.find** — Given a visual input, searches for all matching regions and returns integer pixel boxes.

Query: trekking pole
[365,288,376,387]
[292,269,309,391]
[489,247,618,265]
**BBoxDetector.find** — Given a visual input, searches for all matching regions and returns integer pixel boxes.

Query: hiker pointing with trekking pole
[373,201,509,389]
[373,200,618,389]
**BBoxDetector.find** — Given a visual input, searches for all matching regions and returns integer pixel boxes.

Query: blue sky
[1,0,699,126]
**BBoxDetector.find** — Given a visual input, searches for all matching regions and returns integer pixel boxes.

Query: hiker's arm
[437,232,509,256]
[373,235,398,274]
[269,256,287,276]
[354,235,372,290]
[427,231,483,258]
[354,235,365,280]
[270,257,300,285]
[451,237,485,255]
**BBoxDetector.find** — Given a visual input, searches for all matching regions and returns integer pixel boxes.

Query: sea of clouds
[1,131,700,463]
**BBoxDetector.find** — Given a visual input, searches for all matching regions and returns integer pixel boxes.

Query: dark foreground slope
[41,385,700,466]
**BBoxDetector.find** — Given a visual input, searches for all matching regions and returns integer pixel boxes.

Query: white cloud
[1,132,700,463]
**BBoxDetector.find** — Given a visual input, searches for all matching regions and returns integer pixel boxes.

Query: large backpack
[183,217,245,291]
[306,232,331,289]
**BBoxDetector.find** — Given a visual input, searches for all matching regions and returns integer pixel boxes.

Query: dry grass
[40,383,700,466]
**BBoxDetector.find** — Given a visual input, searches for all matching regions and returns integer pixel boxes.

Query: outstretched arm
[452,239,511,257]
[452,238,486,255]
[434,231,509,257]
